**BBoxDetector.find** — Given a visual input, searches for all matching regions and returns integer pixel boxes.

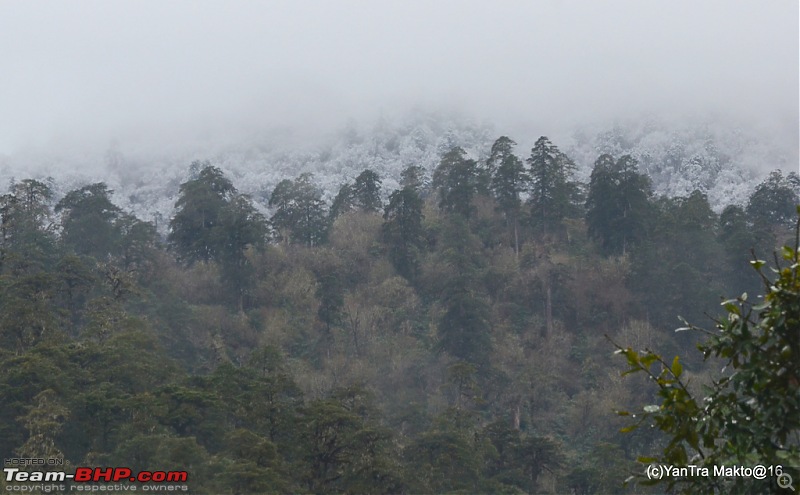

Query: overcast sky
[0,0,797,154]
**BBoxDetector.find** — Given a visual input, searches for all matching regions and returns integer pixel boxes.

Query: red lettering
[166,472,188,482]
[74,468,92,482]
[71,467,188,484]
[95,467,114,482]
[113,468,132,482]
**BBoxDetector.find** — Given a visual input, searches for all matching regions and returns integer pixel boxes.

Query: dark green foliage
[719,204,753,255]
[217,194,267,308]
[54,182,156,276]
[615,210,800,493]
[437,278,492,366]
[630,191,724,328]
[168,164,236,264]
[527,136,580,237]
[486,136,515,179]
[586,154,653,255]
[562,442,631,494]
[435,218,492,366]
[269,173,329,246]
[0,179,57,269]
[55,254,95,320]
[329,169,383,221]
[0,183,66,350]
[242,346,304,443]
[329,182,355,220]
[56,183,122,259]
[433,146,482,218]
[5,179,52,229]
[718,204,767,295]
[301,386,400,494]
[382,185,425,280]
[316,270,344,333]
[216,429,290,493]
[400,164,426,191]
[746,170,800,227]
[353,169,383,212]
[15,389,70,460]
[0,271,66,352]
[115,213,158,272]
[490,136,529,254]
[404,428,482,492]
[169,164,266,308]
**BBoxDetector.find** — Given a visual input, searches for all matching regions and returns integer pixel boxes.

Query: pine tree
[168,165,236,264]
[217,194,267,310]
[56,183,123,259]
[489,137,529,255]
[486,136,516,180]
[435,217,491,367]
[585,154,652,255]
[718,205,766,294]
[329,169,383,222]
[630,191,723,327]
[352,169,382,213]
[383,185,425,280]
[746,170,800,228]
[268,174,328,247]
[0,179,57,272]
[329,183,355,221]
[169,165,266,309]
[526,137,578,237]
[400,165,426,192]
[433,147,481,218]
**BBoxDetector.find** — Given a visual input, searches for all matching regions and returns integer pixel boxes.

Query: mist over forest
[0,110,796,234]
[1,1,796,227]
[0,1,798,494]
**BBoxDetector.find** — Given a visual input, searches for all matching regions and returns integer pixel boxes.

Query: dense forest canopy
[0,133,798,493]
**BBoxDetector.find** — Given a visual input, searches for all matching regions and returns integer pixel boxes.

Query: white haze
[1,1,797,151]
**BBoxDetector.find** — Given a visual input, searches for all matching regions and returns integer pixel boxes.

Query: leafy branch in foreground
[612,206,800,494]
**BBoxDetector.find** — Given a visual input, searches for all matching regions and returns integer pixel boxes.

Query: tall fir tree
[268,174,328,247]
[526,137,578,237]
[585,154,652,256]
[329,183,356,222]
[329,169,383,222]
[352,169,382,213]
[433,147,481,218]
[168,164,236,264]
[56,183,122,259]
[746,170,800,228]
[169,164,266,309]
[400,165,427,192]
[0,179,57,272]
[383,184,426,280]
[489,137,529,255]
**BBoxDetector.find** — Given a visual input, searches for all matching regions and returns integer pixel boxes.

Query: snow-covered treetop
[0,111,794,230]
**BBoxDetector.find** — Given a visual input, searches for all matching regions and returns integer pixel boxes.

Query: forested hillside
[1,133,798,493]
[0,113,794,228]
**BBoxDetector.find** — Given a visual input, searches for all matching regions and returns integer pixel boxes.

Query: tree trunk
[545,281,553,336]
[348,310,362,358]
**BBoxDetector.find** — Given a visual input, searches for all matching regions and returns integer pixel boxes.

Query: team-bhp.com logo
[5,467,188,483]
